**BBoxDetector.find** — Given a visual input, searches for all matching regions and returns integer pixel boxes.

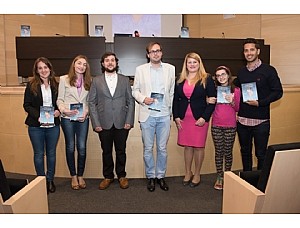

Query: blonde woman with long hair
[172,52,216,187]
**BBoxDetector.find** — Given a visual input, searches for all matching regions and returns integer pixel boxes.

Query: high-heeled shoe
[182,172,193,186]
[71,184,80,190]
[189,175,201,188]
[79,182,86,189]
[189,181,200,188]
[78,177,86,189]
[71,176,80,190]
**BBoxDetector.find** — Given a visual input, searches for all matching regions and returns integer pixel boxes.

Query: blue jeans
[28,125,60,182]
[237,120,270,171]
[61,117,89,176]
[140,115,171,179]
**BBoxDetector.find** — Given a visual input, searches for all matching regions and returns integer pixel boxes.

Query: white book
[180,26,189,38]
[148,93,164,112]
[40,106,54,125]
[217,86,231,104]
[70,103,83,121]
[95,25,104,37]
[21,25,30,37]
[241,82,258,102]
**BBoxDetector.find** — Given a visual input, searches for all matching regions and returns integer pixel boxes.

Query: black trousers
[98,125,129,179]
[237,120,270,171]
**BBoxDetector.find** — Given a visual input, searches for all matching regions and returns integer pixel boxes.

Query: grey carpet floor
[7,172,223,214]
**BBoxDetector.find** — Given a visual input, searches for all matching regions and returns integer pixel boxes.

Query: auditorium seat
[222,143,300,213]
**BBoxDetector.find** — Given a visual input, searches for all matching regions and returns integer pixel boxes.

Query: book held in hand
[148,93,164,112]
[70,103,83,121]
[40,106,54,125]
[217,86,231,104]
[241,82,258,102]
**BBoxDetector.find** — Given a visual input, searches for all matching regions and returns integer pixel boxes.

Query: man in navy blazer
[88,52,135,190]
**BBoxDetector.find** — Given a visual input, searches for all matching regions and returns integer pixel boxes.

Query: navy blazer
[23,82,60,127]
[172,76,216,122]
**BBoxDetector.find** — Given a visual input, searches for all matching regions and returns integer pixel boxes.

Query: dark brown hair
[30,57,58,95]
[214,65,236,93]
[100,52,119,73]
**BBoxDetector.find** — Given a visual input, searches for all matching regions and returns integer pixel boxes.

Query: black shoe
[47,181,56,193]
[147,178,155,192]
[189,181,200,188]
[157,178,169,191]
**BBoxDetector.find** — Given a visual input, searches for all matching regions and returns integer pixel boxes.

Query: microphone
[55,33,65,37]
[152,34,155,37]
[222,32,225,38]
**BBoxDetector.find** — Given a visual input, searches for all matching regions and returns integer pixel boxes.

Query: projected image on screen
[112,14,161,37]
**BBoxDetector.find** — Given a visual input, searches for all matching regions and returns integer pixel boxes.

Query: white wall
[88,14,182,42]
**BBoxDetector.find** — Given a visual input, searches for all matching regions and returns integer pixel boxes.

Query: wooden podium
[223,149,300,213]
[16,36,270,79]
[0,176,48,214]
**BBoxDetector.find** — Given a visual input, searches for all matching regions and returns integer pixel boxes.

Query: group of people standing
[23,38,283,194]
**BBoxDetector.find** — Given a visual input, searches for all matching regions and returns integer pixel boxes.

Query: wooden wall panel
[183,14,201,37]
[0,14,86,86]
[185,14,300,85]
[261,15,300,85]
[199,14,261,39]
[2,14,300,85]
[0,15,6,85]
[69,15,86,36]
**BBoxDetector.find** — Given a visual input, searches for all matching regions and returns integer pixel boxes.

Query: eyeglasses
[148,49,162,54]
[215,73,228,78]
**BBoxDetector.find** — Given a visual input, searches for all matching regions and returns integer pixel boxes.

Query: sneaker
[214,176,223,190]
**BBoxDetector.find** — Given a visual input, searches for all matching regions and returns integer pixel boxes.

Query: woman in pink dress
[172,52,216,187]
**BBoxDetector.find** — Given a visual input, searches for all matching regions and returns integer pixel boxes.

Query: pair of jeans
[98,125,129,179]
[28,125,60,182]
[61,117,89,177]
[140,115,171,179]
[237,120,270,171]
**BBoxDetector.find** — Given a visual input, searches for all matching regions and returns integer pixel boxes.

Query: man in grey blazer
[132,42,175,192]
[88,52,135,190]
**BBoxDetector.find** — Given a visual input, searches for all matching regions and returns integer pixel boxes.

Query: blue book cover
[217,86,231,104]
[21,25,30,37]
[241,82,258,102]
[40,106,54,124]
[70,103,83,121]
[148,93,164,112]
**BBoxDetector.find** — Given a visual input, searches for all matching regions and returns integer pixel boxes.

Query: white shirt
[41,84,52,107]
[105,72,118,97]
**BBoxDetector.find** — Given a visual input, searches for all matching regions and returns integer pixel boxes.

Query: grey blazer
[88,73,135,130]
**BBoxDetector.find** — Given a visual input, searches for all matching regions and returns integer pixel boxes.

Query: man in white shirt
[88,52,135,190]
[132,42,175,192]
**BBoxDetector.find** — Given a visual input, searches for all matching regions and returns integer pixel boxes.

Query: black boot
[47,181,56,193]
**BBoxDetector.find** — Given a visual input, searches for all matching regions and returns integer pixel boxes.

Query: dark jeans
[98,125,129,179]
[61,117,89,176]
[28,125,60,182]
[237,120,270,171]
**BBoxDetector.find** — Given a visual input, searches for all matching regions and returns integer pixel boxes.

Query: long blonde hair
[177,52,208,88]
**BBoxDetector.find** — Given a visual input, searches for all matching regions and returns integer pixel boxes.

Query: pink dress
[177,81,209,148]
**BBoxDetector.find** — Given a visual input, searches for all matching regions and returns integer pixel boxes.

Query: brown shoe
[99,178,114,190]
[119,177,129,189]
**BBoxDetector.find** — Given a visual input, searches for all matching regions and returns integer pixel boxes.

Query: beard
[104,65,117,73]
